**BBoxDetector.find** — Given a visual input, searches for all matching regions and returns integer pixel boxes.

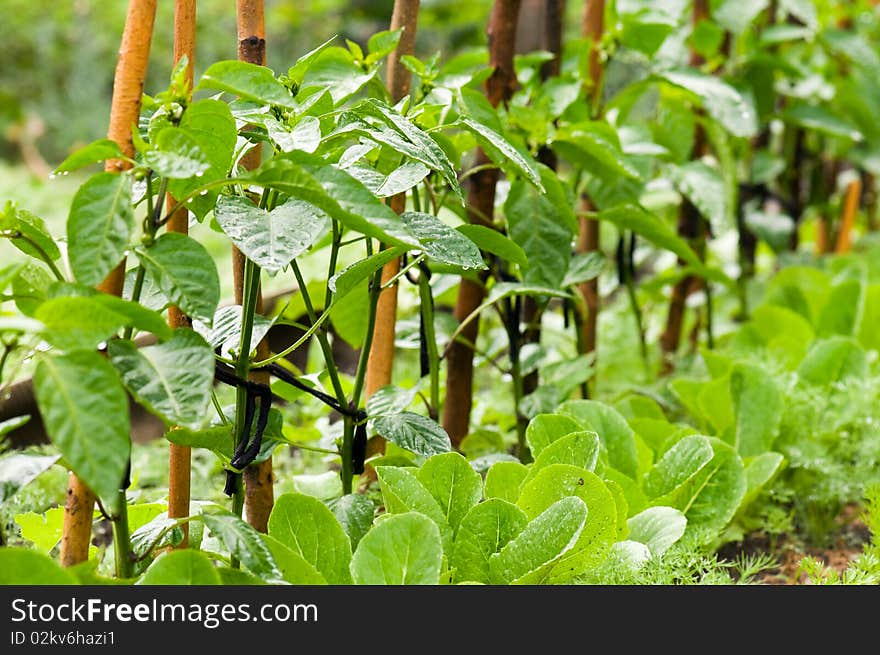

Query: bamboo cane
[165,0,197,548]
[61,0,158,568]
[835,177,862,254]
[235,0,274,533]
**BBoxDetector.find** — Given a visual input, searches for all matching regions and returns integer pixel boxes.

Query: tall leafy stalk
[60,0,157,578]
[363,0,422,463]
[233,0,274,534]
[165,0,197,549]
[442,0,522,447]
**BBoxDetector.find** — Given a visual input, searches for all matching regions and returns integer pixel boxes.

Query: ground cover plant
[2,0,880,586]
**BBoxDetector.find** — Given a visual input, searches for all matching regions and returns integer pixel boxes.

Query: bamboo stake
[166,0,197,548]
[235,0,274,533]
[442,0,521,447]
[575,0,605,393]
[835,177,862,253]
[363,0,421,460]
[61,0,158,568]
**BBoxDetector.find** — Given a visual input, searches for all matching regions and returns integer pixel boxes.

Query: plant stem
[418,270,440,417]
[1,232,65,281]
[122,266,146,340]
[381,253,425,290]
[112,488,133,578]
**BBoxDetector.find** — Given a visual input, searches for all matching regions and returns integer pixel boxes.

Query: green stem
[418,271,440,417]
[381,253,425,290]
[112,488,133,579]
[323,221,342,309]
[705,280,715,350]
[122,266,146,340]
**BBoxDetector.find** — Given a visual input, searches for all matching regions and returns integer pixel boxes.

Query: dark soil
[717,504,872,584]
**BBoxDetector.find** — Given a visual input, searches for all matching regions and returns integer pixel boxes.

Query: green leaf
[328,494,376,550]
[143,128,211,179]
[797,337,867,386]
[138,550,221,585]
[108,329,214,430]
[652,438,746,545]
[198,60,296,108]
[416,452,483,533]
[0,204,61,262]
[525,413,585,458]
[329,246,406,300]
[401,211,485,270]
[782,103,862,141]
[516,465,619,582]
[375,160,430,197]
[252,155,418,248]
[553,122,641,182]
[452,499,528,584]
[15,508,65,552]
[34,351,130,510]
[0,452,59,504]
[92,294,173,341]
[562,252,606,287]
[136,232,220,325]
[660,69,758,138]
[371,412,452,459]
[201,508,282,581]
[169,99,237,220]
[521,432,602,487]
[214,195,330,274]
[558,400,640,480]
[350,512,443,585]
[598,204,732,287]
[0,548,76,584]
[642,435,714,499]
[669,161,726,232]
[459,117,543,189]
[730,363,782,457]
[626,506,687,557]
[35,296,126,351]
[261,534,328,584]
[740,452,785,511]
[366,28,402,64]
[505,174,575,289]
[354,99,461,197]
[484,461,529,503]
[488,496,587,584]
[67,172,134,286]
[267,492,353,584]
[455,224,526,267]
[165,424,232,459]
[375,465,453,550]
[817,280,863,337]
[54,138,125,174]
[300,47,376,105]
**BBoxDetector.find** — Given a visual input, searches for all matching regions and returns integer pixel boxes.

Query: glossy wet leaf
[136,232,220,325]
[67,172,133,287]
[401,211,485,270]
[201,508,282,581]
[54,138,124,174]
[459,117,542,189]
[661,69,758,138]
[416,452,483,533]
[516,465,618,582]
[198,60,296,108]
[626,506,687,557]
[0,548,76,584]
[489,496,587,584]
[34,352,129,511]
[108,329,215,430]
[193,304,274,359]
[267,492,353,584]
[0,204,60,262]
[350,512,443,585]
[35,296,127,352]
[143,127,211,179]
[558,400,640,479]
[0,452,59,503]
[328,494,376,550]
[525,413,585,458]
[375,465,453,550]
[214,195,329,274]
[261,534,328,584]
[562,252,606,287]
[642,435,714,499]
[138,550,221,585]
[455,224,526,267]
[521,432,602,487]
[484,461,529,503]
[452,499,528,584]
[371,412,452,459]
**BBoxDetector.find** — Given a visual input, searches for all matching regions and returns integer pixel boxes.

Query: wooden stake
[835,177,862,253]
[61,0,158,568]
[236,0,273,533]
[441,0,521,446]
[166,0,197,547]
